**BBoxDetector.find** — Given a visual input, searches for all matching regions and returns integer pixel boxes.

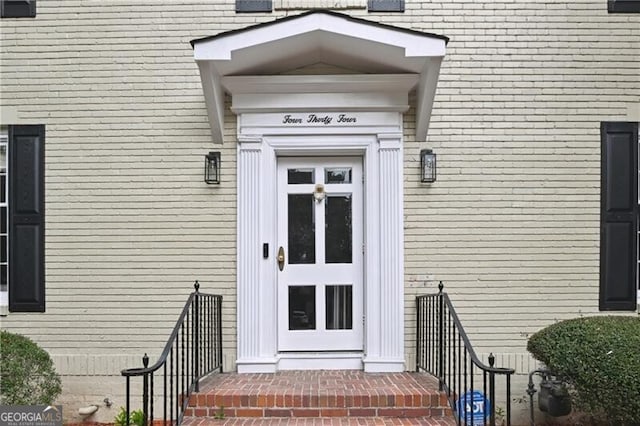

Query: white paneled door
[277,157,364,352]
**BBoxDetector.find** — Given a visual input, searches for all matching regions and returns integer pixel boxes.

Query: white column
[236,137,276,373]
[364,133,405,372]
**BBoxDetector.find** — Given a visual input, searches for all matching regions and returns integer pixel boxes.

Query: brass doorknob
[277,246,285,271]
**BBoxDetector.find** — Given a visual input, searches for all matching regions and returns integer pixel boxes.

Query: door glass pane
[289,286,316,330]
[0,176,5,204]
[288,194,315,264]
[325,195,352,264]
[325,167,352,184]
[326,285,352,330]
[0,135,6,295]
[0,144,5,204]
[288,168,314,184]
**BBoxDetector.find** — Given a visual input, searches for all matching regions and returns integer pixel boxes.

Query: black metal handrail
[416,282,515,426]
[122,281,223,426]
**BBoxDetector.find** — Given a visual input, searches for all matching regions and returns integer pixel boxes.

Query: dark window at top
[236,0,272,13]
[235,0,406,13]
[608,0,640,13]
[1,0,36,18]
[368,0,404,12]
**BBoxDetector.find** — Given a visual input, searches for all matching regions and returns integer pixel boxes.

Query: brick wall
[402,0,639,360]
[1,0,638,420]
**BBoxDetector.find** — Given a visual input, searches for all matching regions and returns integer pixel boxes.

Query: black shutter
[368,0,404,12]
[599,122,638,311]
[236,0,272,13]
[8,125,45,312]
[608,0,640,13]
[1,0,36,18]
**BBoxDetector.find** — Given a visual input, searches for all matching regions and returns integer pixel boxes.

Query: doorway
[276,157,364,352]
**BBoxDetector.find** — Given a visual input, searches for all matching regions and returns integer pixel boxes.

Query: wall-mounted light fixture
[204,151,221,184]
[420,149,436,183]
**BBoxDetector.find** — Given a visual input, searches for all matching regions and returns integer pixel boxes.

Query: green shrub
[527,316,640,425]
[0,331,62,405]
[114,407,145,426]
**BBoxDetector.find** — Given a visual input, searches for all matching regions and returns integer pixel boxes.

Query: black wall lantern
[420,149,436,183]
[204,151,221,184]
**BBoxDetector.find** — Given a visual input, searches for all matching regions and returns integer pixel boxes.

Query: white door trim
[236,132,405,373]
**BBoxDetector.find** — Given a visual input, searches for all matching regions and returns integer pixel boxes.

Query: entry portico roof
[191,10,448,143]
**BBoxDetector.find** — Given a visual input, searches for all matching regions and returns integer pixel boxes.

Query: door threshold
[277,351,364,370]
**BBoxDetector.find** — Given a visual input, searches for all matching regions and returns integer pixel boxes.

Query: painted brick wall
[0,1,241,375]
[1,0,638,420]
[401,0,639,362]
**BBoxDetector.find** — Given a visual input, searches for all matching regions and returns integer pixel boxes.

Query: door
[277,157,363,352]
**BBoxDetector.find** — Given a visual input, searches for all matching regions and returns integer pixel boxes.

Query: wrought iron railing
[416,282,515,426]
[122,281,223,426]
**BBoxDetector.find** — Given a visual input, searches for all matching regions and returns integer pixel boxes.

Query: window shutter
[368,0,404,12]
[8,125,45,312]
[608,0,640,13]
[1,0,36,18]
[236,0,272,13]
[599,122,638,311]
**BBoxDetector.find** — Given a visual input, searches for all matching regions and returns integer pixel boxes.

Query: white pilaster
[236,137,277,373]
[364,133,405,372]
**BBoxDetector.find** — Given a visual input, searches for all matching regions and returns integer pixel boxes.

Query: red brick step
[184,371,454,422]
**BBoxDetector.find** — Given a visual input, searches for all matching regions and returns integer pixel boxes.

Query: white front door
[277,157,364,352]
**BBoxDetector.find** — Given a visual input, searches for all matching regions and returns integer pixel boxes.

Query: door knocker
[313,184,326,203]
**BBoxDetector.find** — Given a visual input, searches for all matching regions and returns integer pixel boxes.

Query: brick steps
[183,371,454,424]
[186,406,448,418]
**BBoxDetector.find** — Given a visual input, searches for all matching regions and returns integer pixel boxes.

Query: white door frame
[236,131,405,373]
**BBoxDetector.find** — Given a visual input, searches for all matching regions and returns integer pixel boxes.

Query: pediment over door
[191,10,448,143]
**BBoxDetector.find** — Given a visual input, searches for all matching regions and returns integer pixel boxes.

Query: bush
[0,331,62,405]
[114,407,145,426]
[527,316,640,425]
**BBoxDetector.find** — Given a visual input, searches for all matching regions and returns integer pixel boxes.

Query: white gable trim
[191,11,447,144]
[194,13,445,61]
